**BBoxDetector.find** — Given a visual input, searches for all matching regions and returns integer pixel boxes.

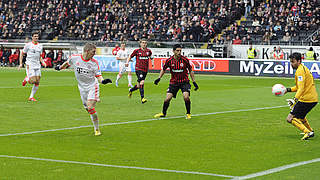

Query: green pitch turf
[1,68,320,179]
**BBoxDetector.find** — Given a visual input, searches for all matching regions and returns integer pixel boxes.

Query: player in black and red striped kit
[126,39,154,104]
[153,44,199,119]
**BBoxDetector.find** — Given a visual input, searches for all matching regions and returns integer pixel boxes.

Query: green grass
[1,68,320,179]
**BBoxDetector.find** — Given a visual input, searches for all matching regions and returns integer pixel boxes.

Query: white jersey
[67,54,102,90]
[23,42,43,69]
[116,49,129,62]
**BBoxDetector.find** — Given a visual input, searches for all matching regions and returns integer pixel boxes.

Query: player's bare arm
[125,56,132,67]
[189,71,199,91]
[154,69,165,85]
[55,61,69,71]
[18,51,25,70]
[40,56,47,68]
[150,56,154,68]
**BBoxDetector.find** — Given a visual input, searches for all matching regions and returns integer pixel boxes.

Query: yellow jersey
[290,64,318,102]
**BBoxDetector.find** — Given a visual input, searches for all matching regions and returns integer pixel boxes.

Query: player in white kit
[55,43,112,136]
[18,31,47,101]
[115,42,133,87]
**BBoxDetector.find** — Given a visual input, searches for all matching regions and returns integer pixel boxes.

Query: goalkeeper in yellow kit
[285,52,318,140]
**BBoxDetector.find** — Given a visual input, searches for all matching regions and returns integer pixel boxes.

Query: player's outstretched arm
[98,76,112,84]
[55,61,69,71]
[189,71,199,91]
[154,69,165,85]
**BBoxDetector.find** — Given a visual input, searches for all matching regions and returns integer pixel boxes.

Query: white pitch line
[0,155,236,178]
[232,158,320,179]
[0,105,287,137]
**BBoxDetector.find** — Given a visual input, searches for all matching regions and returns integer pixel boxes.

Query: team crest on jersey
[180,63,184,67]
[76,62,80,66]
[146,52,149,56]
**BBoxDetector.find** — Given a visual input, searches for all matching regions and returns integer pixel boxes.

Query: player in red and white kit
[153,44,199,119]
[55,43,112,136]
[125,39,154,104]
[115,42,133,88]
[18,31,47,101]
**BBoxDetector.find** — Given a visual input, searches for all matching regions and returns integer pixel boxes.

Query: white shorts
[119,61,131,74]
[79,84,100,108]
[26,66,41,77]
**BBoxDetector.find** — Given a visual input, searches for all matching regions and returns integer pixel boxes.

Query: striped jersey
[162,55,192,84]
[67,54,102,90]
[23,41,43,69]
[130,48,152,72]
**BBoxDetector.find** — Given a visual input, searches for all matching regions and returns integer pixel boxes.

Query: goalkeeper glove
[154,78,161,85]
[102,79,112,84]
[55,65,61,71]
[286,98,298,110]
[193,82,199,91]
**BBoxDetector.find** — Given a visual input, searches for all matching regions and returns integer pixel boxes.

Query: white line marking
[0,105,287,137]
[232,158,320,179]
[0,155,235,178]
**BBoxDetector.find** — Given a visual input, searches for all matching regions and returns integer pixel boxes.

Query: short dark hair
[173,44,182,50]
[31,31,39,36]
[289,52,302,62]
[309,47,313,51]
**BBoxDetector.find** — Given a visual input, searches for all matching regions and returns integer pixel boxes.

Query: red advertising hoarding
[149,58,229,72]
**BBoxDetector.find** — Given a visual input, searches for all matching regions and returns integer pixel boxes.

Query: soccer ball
[272,84,286,97]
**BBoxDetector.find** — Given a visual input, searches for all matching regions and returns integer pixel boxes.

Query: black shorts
[167,82,191,98]
[135,70,148,82]
[290,101,317,119]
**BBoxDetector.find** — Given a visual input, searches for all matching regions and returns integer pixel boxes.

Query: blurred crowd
[217,0,320,45]
[0,0,244,42]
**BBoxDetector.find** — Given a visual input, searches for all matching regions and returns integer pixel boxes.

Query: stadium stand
[0,0,245,43]
[220,0,320,45]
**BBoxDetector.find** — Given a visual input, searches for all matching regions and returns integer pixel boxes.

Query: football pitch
[1,68,320,179]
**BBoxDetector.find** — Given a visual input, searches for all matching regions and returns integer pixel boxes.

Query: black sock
[130,85,138,92]
[185,100,191,114]
[139,84,144,98]
[162,101,170,115]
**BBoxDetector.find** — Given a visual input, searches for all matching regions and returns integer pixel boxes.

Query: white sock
[29,84,39,98]
[128,74,132,85]
[116,74,122,82]
[90,113,99,131]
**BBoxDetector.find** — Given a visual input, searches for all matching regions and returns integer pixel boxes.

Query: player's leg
[87,85,101,136]
[87,100,101,136]
[139,80,146,102]
[138,71,147,103]
[154,93,174,118]
[29,69,41,101]
[287,114,310,133]
[154,84,178,118]
[128,70,141,98]
[116,62,124,87]
[127,66,133,87]
[22,65,30,86]
[182,83,192,119]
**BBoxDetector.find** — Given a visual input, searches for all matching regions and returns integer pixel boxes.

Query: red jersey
[163,55,192,84]
[130,48,152,72]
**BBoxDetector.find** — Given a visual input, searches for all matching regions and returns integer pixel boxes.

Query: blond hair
[83,43,96,52]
